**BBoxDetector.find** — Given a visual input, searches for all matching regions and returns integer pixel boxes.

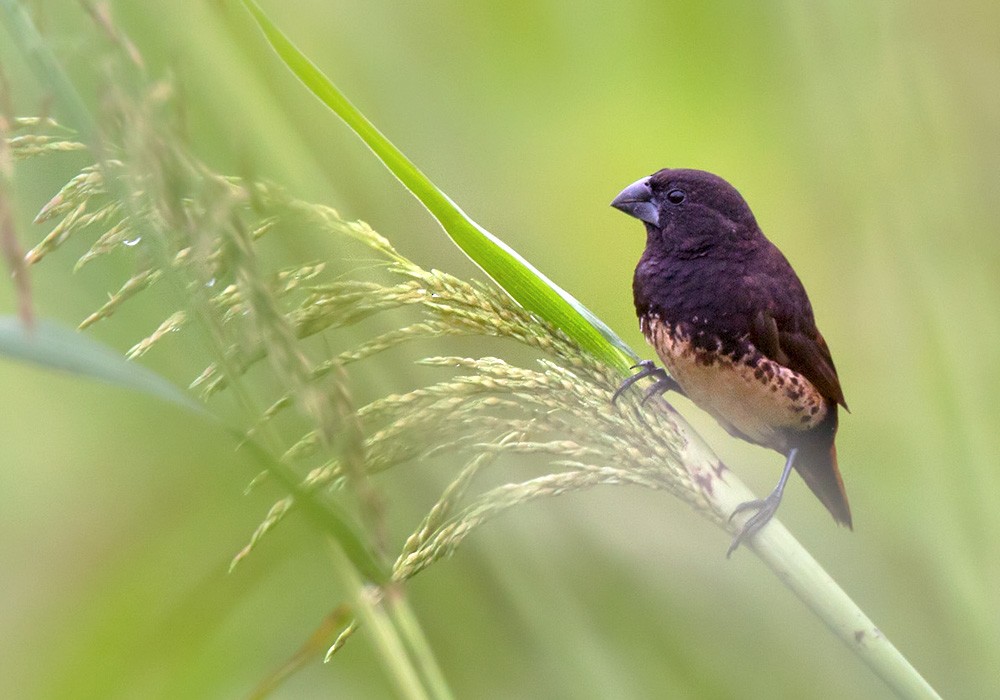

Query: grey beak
[611,176,659,227]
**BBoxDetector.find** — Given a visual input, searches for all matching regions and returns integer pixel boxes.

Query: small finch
[612,169,850,555]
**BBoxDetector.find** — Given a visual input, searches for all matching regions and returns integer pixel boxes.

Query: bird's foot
[612,359,682,405]
[641,375,682,405]
[726,492,782,558]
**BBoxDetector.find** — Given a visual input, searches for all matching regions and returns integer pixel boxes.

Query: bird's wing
[750,305,852,527]
[749,307,848,410]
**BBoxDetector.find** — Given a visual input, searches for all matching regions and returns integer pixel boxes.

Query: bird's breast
[642,315,828,451]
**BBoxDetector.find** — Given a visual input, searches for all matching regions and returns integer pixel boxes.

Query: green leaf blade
[240,0,637,373]
[0,316,206,415]
[0,316,389,582]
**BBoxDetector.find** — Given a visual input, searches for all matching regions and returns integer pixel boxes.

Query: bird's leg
[612,359,684,404]
[726,447,797,558]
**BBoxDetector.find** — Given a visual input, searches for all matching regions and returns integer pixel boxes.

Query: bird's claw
[726,493,782,557]
[641,375,682,405]
[612,360,681,405]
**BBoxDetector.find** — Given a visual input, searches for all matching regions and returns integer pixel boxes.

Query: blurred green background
[2,0,998,697]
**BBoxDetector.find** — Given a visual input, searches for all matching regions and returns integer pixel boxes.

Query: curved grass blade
[0,316,205,414]
[239,0,637,374]
[0,316,388,582]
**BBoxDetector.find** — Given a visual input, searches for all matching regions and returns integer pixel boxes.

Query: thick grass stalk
[683,428,940,699]
[328,541,453,700]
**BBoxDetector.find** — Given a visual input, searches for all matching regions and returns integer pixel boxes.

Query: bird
[610,168,850,555]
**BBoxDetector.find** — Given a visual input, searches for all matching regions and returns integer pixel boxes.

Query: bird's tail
[793,410,852,528]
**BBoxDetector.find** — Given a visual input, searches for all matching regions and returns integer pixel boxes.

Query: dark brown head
[611,169,760,251]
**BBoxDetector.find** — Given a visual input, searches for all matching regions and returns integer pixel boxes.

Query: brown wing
[750,310,847,410]
[750,311,852,528]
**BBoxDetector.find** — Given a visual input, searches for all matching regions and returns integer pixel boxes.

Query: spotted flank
[642,315,827,451]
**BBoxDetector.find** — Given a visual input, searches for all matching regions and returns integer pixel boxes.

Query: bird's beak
[611,176,659,227]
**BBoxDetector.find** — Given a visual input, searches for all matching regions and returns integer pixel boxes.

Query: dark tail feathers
[792,412,852,528]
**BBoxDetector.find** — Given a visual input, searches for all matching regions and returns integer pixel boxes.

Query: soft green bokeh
[2,1,997,697]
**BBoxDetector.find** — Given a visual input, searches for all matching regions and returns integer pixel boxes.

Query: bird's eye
[666,189,686,205]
